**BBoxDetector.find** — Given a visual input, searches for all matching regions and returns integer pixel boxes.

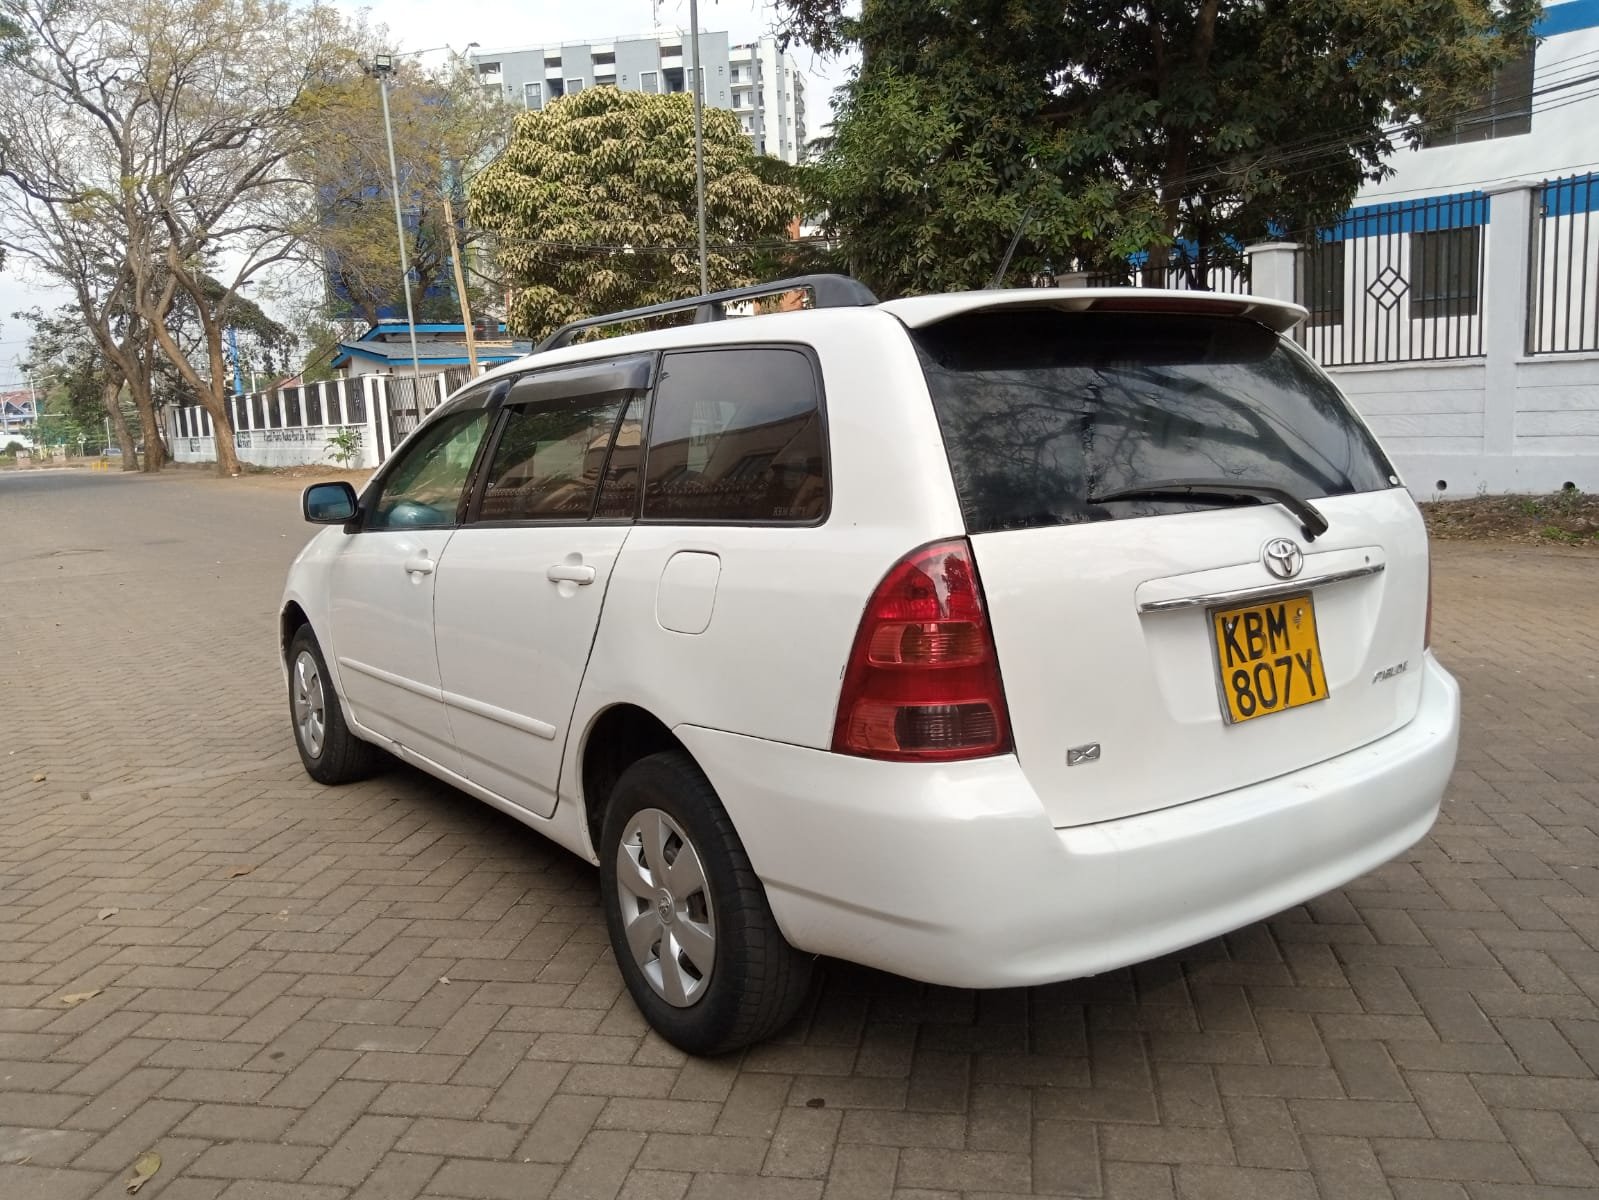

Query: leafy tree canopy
[299,55,504,327]
[798,0,1540,296]
[469,88,805,340]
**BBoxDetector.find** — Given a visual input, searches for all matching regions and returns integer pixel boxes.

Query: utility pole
[372,55,424,379]
[441,195,480,375]
[688,0,709,295]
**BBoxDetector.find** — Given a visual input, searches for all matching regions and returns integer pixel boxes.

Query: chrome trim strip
[1138,563,1386,613]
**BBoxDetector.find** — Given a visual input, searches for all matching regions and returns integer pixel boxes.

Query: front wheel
[600,752,813,1055]
[288,626,383,785]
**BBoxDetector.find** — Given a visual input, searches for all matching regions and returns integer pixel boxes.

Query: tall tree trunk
[130,333,165,472]
[197,391,243,475]
[201,318,243,477]
[101,371,139,469]
[146,304,242,476]
[130,371,166,473]
[134,391,165,472]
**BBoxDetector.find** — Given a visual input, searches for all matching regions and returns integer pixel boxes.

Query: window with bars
[1299,242,1346,327]
[1409,228,1482,320]
[1425,46,1535,146]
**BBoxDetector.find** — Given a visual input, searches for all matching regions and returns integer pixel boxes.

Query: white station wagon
[282,278,1461,1054]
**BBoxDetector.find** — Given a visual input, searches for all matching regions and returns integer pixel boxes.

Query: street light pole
[688,0,709,295]
[372,55,424,379]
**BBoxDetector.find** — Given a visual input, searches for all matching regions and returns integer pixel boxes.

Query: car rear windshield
[912,310,1398,535]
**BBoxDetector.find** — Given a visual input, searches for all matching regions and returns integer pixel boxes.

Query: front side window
[524,81,543,109]
[478,394,629,522]
[640,70,660,94]
[366,408,491,531]
[644,348,827,523]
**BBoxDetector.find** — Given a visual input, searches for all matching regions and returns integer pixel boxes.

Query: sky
[0,0,856,389]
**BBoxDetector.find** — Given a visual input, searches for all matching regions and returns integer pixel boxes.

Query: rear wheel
[600,752,812,1055]
[288,626,382,785]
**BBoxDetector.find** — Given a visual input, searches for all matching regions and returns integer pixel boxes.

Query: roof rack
[534,274,879,352]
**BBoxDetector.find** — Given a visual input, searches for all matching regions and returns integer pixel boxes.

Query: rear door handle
[546,563,596,585]
[403,555,435,575]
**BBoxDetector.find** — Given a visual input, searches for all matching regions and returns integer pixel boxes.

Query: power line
[1150,68,1599,199]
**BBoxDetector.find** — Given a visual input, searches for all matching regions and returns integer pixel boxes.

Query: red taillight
[832,539,1012,761]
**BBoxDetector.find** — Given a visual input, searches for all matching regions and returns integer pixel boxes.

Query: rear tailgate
[905,299,1429,829]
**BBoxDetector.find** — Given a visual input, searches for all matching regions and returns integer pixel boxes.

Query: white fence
[1243,177,1599,496]
[168,372,464,471]
[177,180,1599,495]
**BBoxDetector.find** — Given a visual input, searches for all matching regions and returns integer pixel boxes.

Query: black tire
[287,626,383,785]
[600,751,813,1055]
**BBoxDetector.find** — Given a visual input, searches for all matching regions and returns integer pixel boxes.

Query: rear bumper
[677,653,1459,988]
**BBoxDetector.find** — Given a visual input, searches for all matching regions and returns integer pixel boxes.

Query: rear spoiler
[879,288,1307,335]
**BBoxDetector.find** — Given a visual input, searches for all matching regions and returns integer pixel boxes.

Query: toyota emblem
[1262,538,1304,580]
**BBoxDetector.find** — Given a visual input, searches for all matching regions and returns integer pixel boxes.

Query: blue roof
[355,320,509,343]
[331,339,531,369]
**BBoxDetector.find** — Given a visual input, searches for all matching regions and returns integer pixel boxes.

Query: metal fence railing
[1293,192,1487,367]
[1528,172,1599,355]
[382,374,448,457]
[1086,254,1250,294]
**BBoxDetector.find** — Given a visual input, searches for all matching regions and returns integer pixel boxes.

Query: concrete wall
[172,427,378,471]
[1318,356,1599,496]
[1249,178,1599,498]
[166,374,458,471]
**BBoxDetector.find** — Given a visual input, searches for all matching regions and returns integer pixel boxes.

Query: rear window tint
[644,347,827,523]
[913,311,1397,535]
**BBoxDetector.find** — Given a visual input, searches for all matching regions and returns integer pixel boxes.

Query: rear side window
[644,347,827,523]
[913,311,1397,535]
[595,397,644,519]
[479,393,629,521]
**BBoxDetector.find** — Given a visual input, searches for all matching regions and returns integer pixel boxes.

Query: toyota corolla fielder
[281,278,1460,1054]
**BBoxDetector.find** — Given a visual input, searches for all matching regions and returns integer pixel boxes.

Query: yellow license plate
[1211,593,1330,724]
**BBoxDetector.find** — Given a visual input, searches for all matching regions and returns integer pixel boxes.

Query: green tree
[795,0,1540,296]
[0,0,364,476]
[298,55,504,328]
[468,88,805,341]
[14,304,135,453]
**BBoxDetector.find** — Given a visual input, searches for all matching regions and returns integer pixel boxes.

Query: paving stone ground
[1,467,1597,1200]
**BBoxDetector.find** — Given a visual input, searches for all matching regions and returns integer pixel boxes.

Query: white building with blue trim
[1258,0,1599,495]
[329,320,532,378]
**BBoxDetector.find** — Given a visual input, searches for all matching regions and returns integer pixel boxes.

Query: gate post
[366,375,389,466]
[1481,182,1537,461]
[1243,241,1300,304]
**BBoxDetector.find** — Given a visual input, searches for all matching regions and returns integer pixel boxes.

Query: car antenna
[988,205,1035,290]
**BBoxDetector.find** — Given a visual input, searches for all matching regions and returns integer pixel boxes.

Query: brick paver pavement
[2,467,1598,1200]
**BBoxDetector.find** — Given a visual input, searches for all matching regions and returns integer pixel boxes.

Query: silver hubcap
[615,808,716,1007]
[292,651,326,759]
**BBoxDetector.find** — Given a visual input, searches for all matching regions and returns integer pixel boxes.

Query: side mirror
[303,481,358,525]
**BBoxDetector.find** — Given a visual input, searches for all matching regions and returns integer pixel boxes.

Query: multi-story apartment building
[471,32,808,165]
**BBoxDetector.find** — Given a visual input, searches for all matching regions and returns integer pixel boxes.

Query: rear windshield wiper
[1088,477,1329,541]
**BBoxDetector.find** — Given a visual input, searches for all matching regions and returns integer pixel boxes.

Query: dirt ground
[1421,489,1599,547]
